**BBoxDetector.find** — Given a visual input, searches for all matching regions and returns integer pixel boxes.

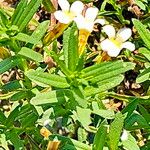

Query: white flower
[54,0,84,24]
[121,129,128,141]
[43,119,51,126]
[74,7,105,33]
[101,25,135,57]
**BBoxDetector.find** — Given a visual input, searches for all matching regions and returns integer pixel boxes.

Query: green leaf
[138,105,150,123]
[84,61,135,84]
[76,107,92,131]
[14,0,42,31]
[14,33,34,43]
[108,113,125,150]
[122,99,138,118]
[92,109,115,119]
[16,104,38,128]
[5,105,20,128]
[0,8,8,27]
[132,19,150,49]
[10,91,32,101]
[72,86,87,108]
[25,69,70,88]
[0,56,20,74]
[30,89,73,106]
[49,134,92,150]
[0,110,6,124]
[135,0,146,10]
[30,20,49,44]
[1,80,22,92]
[139,47,150,61]
[6,129,24,150]
[122,133,140,150]
[108,92,150,105]
[63,24,79,71]
[11,0,28,25]
[125,113,149,130]
[0,134,9,150]
[93,122,107,150]
[18,47,43,62]
[136,67,150,83]
[85,75,124,96]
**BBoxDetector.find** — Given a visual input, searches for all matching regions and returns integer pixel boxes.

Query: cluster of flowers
[54,0,135,57]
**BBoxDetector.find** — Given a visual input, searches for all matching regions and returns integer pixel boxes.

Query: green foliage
[0,0,150,149]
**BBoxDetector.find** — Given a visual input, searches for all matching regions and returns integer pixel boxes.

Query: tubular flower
[54,0,84,24]
[74,7,105,56]
[101,25,135,57]
[43,0,84,46]
[74,7,105,33]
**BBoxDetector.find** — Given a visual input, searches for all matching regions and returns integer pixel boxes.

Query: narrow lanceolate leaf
[136,67,150,83]
[18,47,43,62]
[122,100,138,119]
[30,20,50,43]
[139,47,150,61]
[0,57,20,74]
[125,113,149,130]
[25,70,70,88]
[132,19,150,49]
[108,113,125,150]
[83,61,135,84]
[30,89,73,106]
[93,122,107,150]
[14,0,42,31]
[11,0,28,25]
[0,110,6,124]
[15,21,49,44]
[63,24,79,71]
[85,75,124,96]
[82,61,134,78]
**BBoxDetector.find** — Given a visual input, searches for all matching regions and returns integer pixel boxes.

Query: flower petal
[94,18,106,26]
[121,41,135,51]
[121,130,128,141]
[74,15,94,32]
[58,0,70,11]
[70,1,84,15]
[54,11,71,24]
[101,39,121,57]
[74,15,85,29]
[103,25,116,38]
[85,7,98,22]
[116,28,132,42]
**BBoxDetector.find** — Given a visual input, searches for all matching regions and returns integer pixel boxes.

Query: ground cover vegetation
[0,0,150,149]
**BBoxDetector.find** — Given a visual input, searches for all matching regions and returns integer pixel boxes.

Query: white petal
[117,28,132,42]
[54,11,71,24]
[70,1,84,15]
[94,18,106,26]
[43,119,51,126]
[103,25,116,38]
[58,0,70,11]
[74,15,93,32]
[85,7,98,22]
[101,39,121,57]
[122,41,135,51]
[74,15,85,29]
[121,130,128,141]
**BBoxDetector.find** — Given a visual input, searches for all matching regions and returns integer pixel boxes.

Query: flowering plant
[0,0,149,149]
